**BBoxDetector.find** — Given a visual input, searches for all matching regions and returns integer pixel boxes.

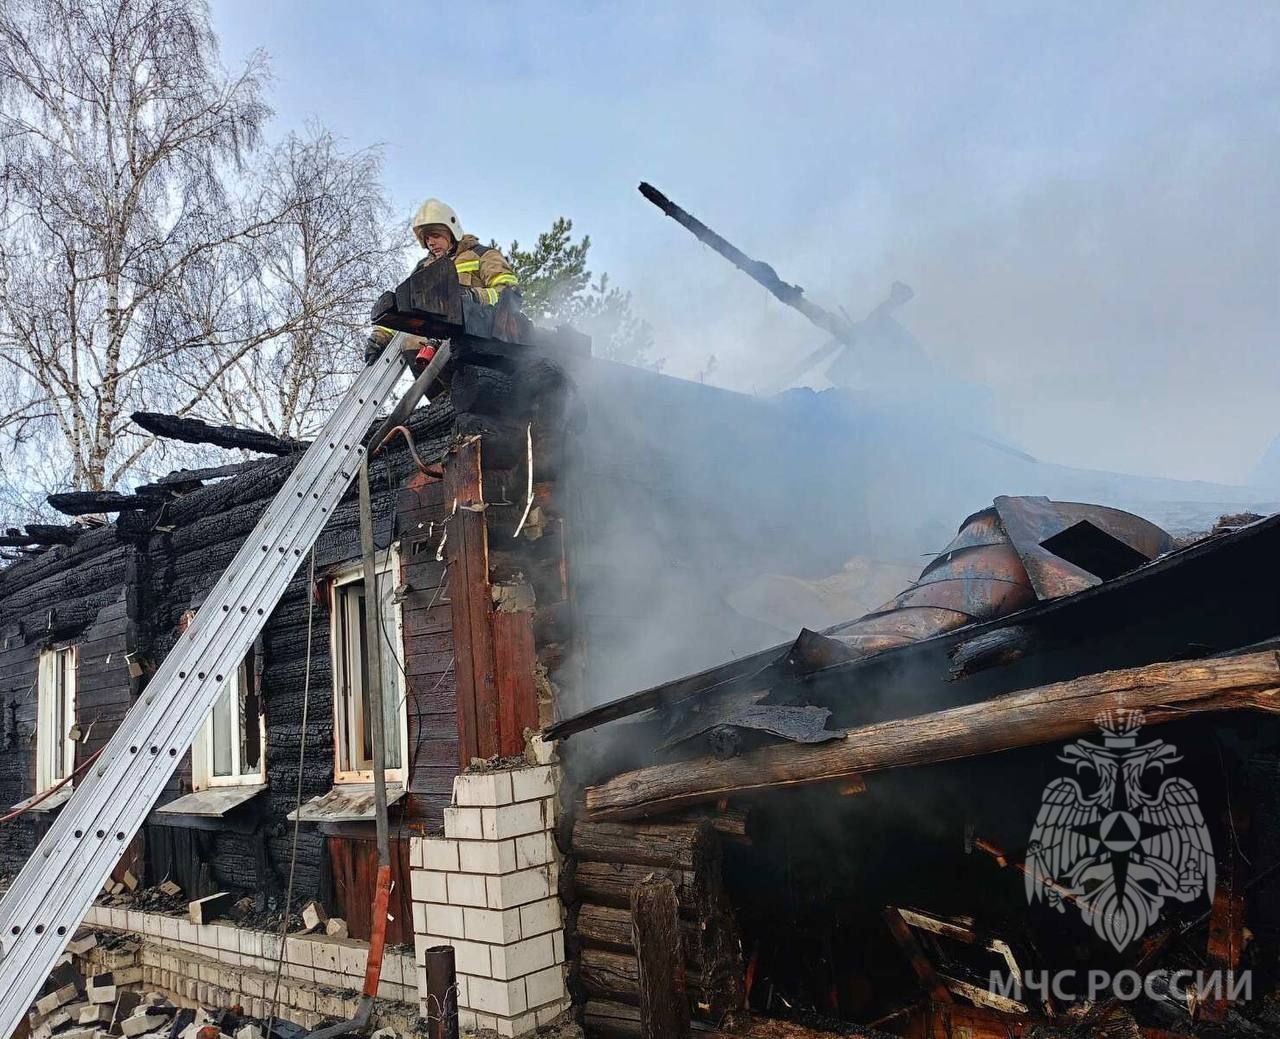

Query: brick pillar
[409,759,569,1037]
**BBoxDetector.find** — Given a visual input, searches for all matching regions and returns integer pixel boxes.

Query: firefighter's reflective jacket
[433,234,520,305]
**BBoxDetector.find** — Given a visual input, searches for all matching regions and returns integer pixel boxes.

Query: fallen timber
[46,490,159,515]
[131,410,305,455]
[566,817,744,1021]
[639,182,857,347]
[584,650,1280,820]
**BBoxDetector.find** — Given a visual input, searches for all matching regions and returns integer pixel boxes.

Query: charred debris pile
[552,500,1280,1038]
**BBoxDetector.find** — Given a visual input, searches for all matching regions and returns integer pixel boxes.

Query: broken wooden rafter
[46,490,159,516]
[25,523,81,544]
[584,650,1280,820]
[138,459,263,491]
[131,410,305,455]
[0,523,80,547]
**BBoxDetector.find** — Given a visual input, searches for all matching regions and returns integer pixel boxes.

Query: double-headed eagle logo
[1025,709,1215,951]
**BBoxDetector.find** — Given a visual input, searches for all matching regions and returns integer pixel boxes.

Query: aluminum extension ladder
[0,336,415,1032]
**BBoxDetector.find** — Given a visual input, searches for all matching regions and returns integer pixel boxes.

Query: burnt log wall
[138,403,461,911]
[0,399,464,929]
[0,526,136,874]
[141,453,316,896]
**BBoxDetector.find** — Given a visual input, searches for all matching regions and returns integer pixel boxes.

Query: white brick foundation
[78,905,417,1031]
[411,761,569,1037]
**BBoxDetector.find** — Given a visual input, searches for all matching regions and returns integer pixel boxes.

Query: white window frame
[36,646,77,793]
[192,655,265,790]
[331,547,408,785]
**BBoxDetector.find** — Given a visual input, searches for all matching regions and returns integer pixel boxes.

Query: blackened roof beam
[0,524,81,546]
[131,411,306,456]
[46,490,160,515]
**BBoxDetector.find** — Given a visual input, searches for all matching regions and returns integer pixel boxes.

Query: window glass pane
[337,589,354,772]
[355,589,374,764]
[335,561,404,774]
[377,572,403,769]
[211,680,233,777]
[241,658,261,774]
[53,650,69,781]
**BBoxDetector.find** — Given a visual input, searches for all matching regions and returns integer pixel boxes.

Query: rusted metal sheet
[550,497,1184,740]
[877,577,1034,618]
[913,544,1033,588]
[812,507,1034,668]
[994,495,1173,600]
[796,499,1170,677]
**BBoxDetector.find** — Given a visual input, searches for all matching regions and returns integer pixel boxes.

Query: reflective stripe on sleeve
[489,273,519,287]
[454,259,481,273]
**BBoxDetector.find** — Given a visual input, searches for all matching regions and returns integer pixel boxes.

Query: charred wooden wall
[0,396,466,939]
[560,814,746,1035]
[0,525,137,874]
[135,402,462,917]
[445,358,576,749]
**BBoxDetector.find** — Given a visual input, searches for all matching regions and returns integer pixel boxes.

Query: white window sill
[10,785,73,814]
[153,784,268,819]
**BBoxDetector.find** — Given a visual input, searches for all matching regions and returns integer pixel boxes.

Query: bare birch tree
[0,0,403,523]
[162,127,405,441]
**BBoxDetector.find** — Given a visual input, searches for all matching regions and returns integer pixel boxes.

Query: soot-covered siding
[137,403,460,902]
[0,525,136,874]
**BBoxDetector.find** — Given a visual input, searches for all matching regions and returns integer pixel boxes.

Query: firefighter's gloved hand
[365,327,394,366]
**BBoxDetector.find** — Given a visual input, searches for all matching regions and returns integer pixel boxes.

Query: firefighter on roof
[410,198,520,304]
[367,198,520,362]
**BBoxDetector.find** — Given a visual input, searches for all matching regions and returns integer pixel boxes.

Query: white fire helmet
[411,198,464,247]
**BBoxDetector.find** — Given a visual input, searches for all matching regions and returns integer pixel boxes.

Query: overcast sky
[211,2,1278,484]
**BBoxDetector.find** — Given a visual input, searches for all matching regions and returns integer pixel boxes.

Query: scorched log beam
[47,491,159,515]
[632,877,691,1039]
[571,819,710,870]
[574,860,696,911]
[131,411,305,455]
[585,650,1280,820]
[444,436,501,764]
[576,903,701,961]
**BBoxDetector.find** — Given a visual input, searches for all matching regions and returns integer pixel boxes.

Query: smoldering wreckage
[3,188,1280,1039]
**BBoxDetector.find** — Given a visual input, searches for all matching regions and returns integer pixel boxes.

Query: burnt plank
[492,608,538,757]
[445,438,499,765]
[632,878,691,1039]
[402,604,453,637]
[408,675,459,716]
[406,649,457,678]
